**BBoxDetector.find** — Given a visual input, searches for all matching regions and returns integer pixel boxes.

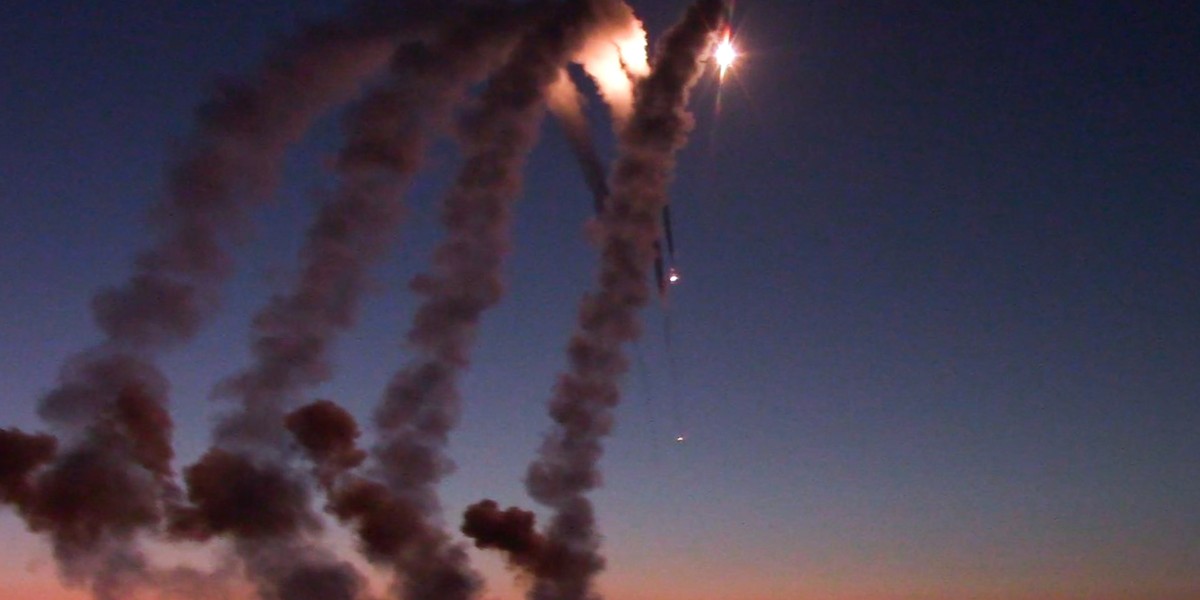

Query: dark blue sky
[2,2,1198,599]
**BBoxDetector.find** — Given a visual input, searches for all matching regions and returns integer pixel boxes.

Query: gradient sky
[2,1,1198,599]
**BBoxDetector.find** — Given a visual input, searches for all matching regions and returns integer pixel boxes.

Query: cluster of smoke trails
[523,2,726,599]
[169,4,554,600]
[353,3,628,599]
[296,4,655,598]
[0,8,409,599]
[3,2,721,600]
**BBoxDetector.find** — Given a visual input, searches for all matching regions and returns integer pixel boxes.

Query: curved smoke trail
[0,9,403,598]
[523,3,726,599]
[168,4,553,600]
[357,2,600,598]
[2,3,729,600]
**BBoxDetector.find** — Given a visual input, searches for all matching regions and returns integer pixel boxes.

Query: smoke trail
[547,72,610,214]
[208,0,543,458]
[346,2,657,598]
[522,2,726,599]
[183,3,558,600]
[3,3,727,600]
[165,5,549,600]
[0,9,409,598]
[23,354,181,598]
[285,399,443,599]
[462,500,547,573]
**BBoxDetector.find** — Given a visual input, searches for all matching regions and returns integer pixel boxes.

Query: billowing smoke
[523,2,726,600]
[462,500,548,574]
[0,428,57,508]
[461,498,613,591]
[3,2,727,599]
[286,400,368,488]
[286,398,469,600]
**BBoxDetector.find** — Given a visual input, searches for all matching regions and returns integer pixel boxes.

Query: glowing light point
[714,29,737,82]
[667,267,681,284]
[675,435,686,443]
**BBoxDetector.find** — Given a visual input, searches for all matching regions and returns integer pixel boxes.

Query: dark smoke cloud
[237,539,371,600]
[0,428,57,508]
[461,499,598,589]
[462,500,547,573]
[172,439,370,600]
[4,354,179,600]
[171,449,315,541]
[523,2,726,599]
[285,399,472,600]
[17,439,161,598]
[276,559,369,600]
[286,400,368,484]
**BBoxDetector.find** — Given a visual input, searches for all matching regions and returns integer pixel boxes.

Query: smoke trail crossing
[1,3,731,599]
[169,4,554,600]
[0,14,400,597]
[358,3,602,598]
[522,3,726,599]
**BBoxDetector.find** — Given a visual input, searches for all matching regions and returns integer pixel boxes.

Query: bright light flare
[667,267,681,284]
[714,28,737,82]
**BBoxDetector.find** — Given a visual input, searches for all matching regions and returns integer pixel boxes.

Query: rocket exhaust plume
[522,2,727,599]
[548,71,611,215]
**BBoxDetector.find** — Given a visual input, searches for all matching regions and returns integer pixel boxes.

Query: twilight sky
[2,1,1198,599]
